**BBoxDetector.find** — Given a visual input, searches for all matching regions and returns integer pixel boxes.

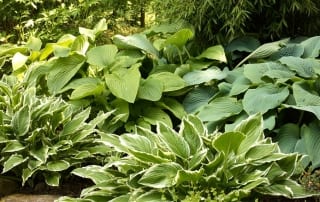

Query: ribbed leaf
[301,123,320,169]
[137,77,163,101]
[87,45,118,67]
[156,98,186,119]
[164,28,194,49]
[142,106,172,127]
[279,56,317,78]
[276,124,300,153]
[71,35,89,55]
[226,36,260,53]
[149,72,186,92]
[243,84,289,115]
[183,67,227,85]
[183,86,215,113]
[105,64,141,103]
[301,36,320,58]
[196,45,227,63]
[213,131,245,156]
[197,97,242,122]
[292,81,320,106]
[269,44,304,60]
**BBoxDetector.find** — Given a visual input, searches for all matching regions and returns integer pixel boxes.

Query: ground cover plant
[1,18,320,201]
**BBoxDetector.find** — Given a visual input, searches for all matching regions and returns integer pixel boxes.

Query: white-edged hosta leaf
[292,81,320,106]
[157,122,190,159]
[179,117,203,155]
[213,131,245,156]
[197,97,242,122]
[60,107,90,136]
[119,133,154,154]
[175,169,204,185]
[46,160,70,172]
[22,167,38,185]
[137,77,163,101]
[235,114,264,154]
[183,86,215,113]
[113,34,159,57]
[12,105,30,136]
[87,45,118,67]
[12,52,28,71]
[1,140,26,153]
[72,165,113,184]
[279,56,317,78]
[2,154,28,173]
[29,145,49,163]
[236,38,289,68]
[183,67,227,85]
[196,45,227,63]
[188,149,208,170]
[276,124,300,153]
[245,143,278,161]
[301,36,320,58]
[138,163,182,188]
[47,53,86,93]
[156,98,186,119]
[105,64,141,103]
[149,72,186,92]
[134,191,164,202]
[243,84,289,115]
[44,172,61,186]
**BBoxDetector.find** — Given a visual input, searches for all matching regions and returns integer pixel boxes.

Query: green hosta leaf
[149,72,186,92]
[46,160,70,172]
[276,124,300,153]
[197,97,242,122]
[113,34,159,57]
[44,172,61,186]
[2,140,26,153]
[301,123,320,169]
[301,36,320,58]
[138,163,182,188]
[137,77,163,101]
[188,149,208,170]
[269,44,304,60]
[22,167,38,185]
[235,114,264,154]
[279,56,317,78]
[183,86,215,113]
[53,45,71,57]
[179,117,203,155]
[243,84,289,115]
[196,45,227,63]
[47,54,86,93]
[12,52,28,71]
[183,67,227,85]
[2,154,28,173]
[236,38,289,68]
[111,98,129,122]
[70,81,104,100]
[157,122,190,159]
[87,45,118,67]
[142,106,172,127]
[226,36,260,53]
[164,28,194,49]
[72,165,113,184]
[213,131,245,156]
[71,35,89,55]
[245,143,278,161]
[105,64,141,103]
[29,145,49,163]
[292,81,320,106]
[26,36,42,51]
[156,98,186,119]
[12,105,30,136]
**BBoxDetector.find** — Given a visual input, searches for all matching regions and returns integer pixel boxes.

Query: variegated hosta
[0,76,116,186]
[59,114,314,202]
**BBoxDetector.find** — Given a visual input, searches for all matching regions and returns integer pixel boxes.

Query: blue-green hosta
[0,75,120,186]
[58,114,313,202]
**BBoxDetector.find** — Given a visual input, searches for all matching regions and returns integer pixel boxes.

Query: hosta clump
[58,114,313,202]
[0,75,114,186]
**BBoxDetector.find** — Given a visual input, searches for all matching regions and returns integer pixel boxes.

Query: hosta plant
[0,75,118,186]
[58,114,313,202]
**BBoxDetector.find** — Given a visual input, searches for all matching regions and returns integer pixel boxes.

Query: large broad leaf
[67,79,104,100]
[105,64,141,103]
[71,35,89,55]
[301,36,320,58]
[196,45,227,63]
[301,123,320,169]
[279,56,318,78]
[11,105,30,136]
[197,97,242,122]
[87,45,118,67]
[47,54,86,93]
[282,104,320,120]
[2,154,28,173]
[164,28,194,49]
[226,36,260,53]
[269,44,304,60]
[2,140,26,153]
[137,77,163,101]
[157,122,190,159]
[243,84,289,115]
[213,131,245,157]
[119,133,154,154]
[12,52,28,71]
[149,72,186,92]
[276,124,300,153]
[183,67,227,85]
[156,98,186,119]
[113,34,159,57]
[26,36,42,51]
[236,38,289,68]
[245,143,278,161]
[183,86,215,113]
[138,163,182,188]
[292,81,320,106]
[142,106,172,128]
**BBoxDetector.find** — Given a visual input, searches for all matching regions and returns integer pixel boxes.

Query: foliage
[0,75,119,186]
[57,114,313,201]
[153,0,320,44]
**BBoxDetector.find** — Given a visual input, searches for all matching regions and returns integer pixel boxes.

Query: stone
[0,194,60,202]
